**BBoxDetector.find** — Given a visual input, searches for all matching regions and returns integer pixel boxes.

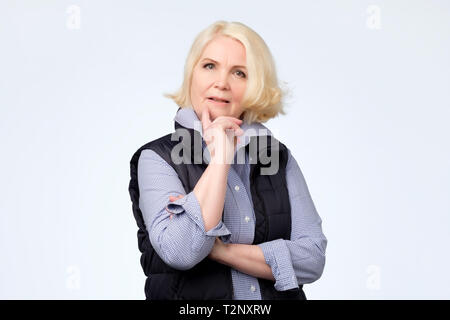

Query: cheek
[232,83,247,101]
[190,78,203,101]
[191,73,210,97]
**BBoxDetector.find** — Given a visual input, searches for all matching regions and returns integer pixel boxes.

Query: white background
[1,0,449,299]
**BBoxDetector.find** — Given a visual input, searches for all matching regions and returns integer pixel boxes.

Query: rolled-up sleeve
[257,148,327,289]
[137,149,231,271]
[257,239,299,290]
[166,192,231,238]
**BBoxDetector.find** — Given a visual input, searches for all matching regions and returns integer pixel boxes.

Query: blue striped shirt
[137,107,327,299]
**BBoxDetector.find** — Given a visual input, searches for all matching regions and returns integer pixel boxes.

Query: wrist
[209,157,232,169]
[214,243,232,265]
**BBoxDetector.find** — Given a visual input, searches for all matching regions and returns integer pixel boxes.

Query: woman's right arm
[195,106,243,232]
[137,149,231,271]
[192,161,231,232]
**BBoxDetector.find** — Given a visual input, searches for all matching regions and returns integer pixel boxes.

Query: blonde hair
[164,20,289,124]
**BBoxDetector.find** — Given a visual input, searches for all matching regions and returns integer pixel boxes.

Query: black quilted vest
[128,118,306,300]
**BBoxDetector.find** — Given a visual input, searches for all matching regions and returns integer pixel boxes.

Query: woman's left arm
[210,148,328,291]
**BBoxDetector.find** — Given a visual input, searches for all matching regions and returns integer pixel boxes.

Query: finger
[214,116,243,125]
[201,106,212,133]
[221,122,244,136]
[215,118,243,133]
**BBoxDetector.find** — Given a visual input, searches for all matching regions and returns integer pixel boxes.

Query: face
[190,35,248,122]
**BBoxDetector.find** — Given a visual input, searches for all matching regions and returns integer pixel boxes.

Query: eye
[235,70,246,78]
[203,63,214,70]
[203,63,246,78]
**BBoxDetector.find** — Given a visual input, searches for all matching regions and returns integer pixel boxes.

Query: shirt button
[250,285,256,292]
[244,216,250,223]
[234,185,240,191]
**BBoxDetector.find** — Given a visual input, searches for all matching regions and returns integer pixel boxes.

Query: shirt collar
[173,107,272,150]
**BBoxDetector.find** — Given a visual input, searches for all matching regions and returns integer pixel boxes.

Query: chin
[210,108,226,116]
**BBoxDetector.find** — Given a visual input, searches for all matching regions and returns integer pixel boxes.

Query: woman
[128,20,327,300]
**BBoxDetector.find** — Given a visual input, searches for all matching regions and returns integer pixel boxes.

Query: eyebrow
[200,58,247,70]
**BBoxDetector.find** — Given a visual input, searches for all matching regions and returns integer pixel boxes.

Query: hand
[167,194,184,220]
[208,237,229,262]
[201,106,244,165]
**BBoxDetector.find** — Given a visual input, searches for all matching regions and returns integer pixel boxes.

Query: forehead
[201,36,246,65]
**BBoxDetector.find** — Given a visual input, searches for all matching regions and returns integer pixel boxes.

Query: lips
[207,96,230,103]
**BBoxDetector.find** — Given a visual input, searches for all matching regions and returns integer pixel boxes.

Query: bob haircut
[164,20,288,124]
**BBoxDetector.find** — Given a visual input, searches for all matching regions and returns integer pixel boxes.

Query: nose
[213,72,230,90]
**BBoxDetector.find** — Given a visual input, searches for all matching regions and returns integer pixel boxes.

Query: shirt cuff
[257,239,299,291]
[166,191,232,238]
